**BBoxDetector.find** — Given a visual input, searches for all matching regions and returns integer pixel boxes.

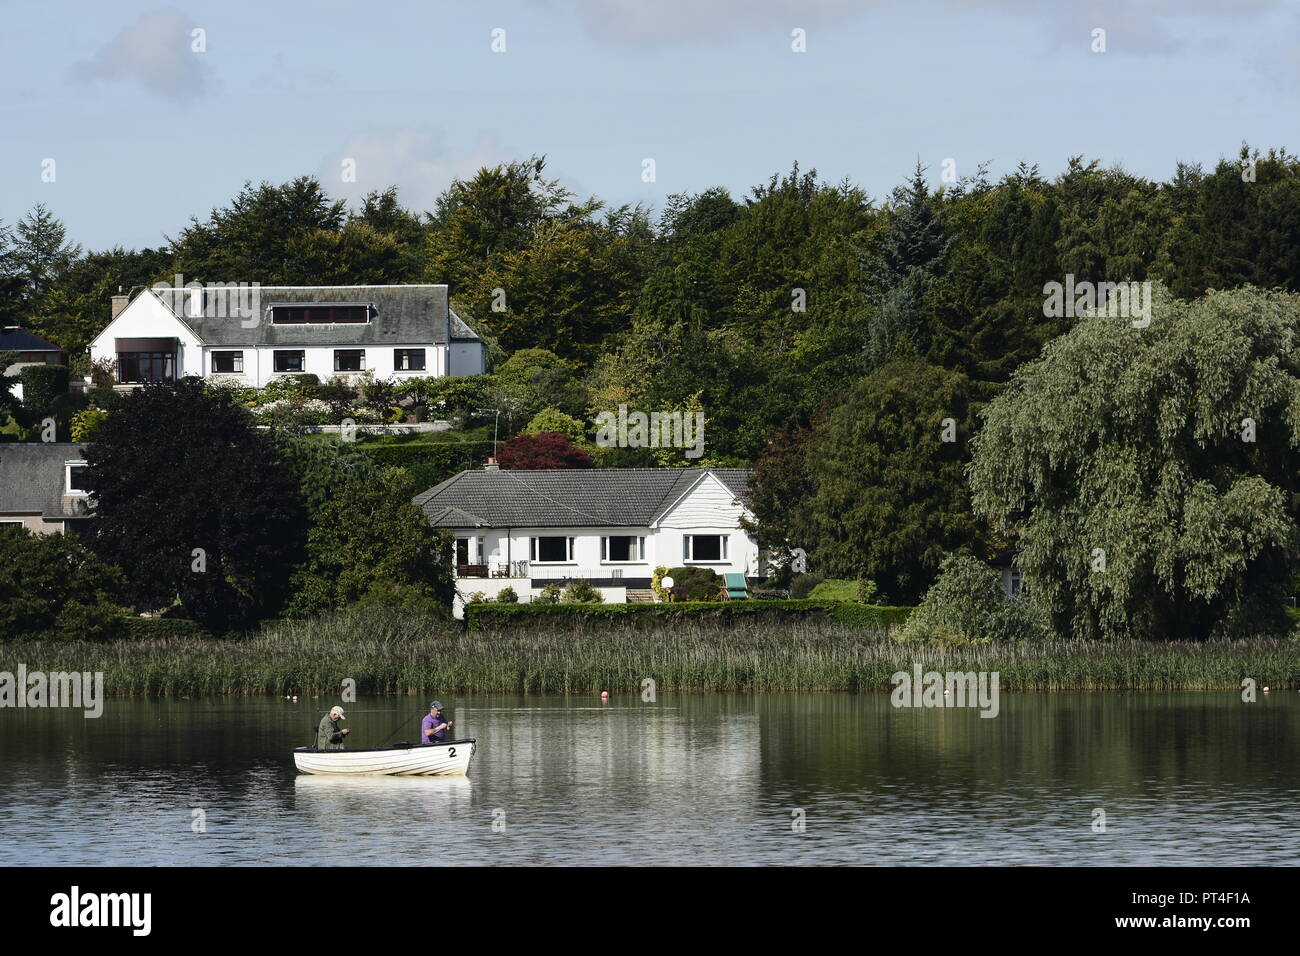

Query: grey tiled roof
[0,443,94,520]
[413,468,754,529]
[149,285,481,347]
[449,308,479,340]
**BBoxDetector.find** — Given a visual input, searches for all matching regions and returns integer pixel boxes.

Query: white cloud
[543,0,866,45]
[321,129,518,214]
[74,9,209,102]
[547,0,1288,56]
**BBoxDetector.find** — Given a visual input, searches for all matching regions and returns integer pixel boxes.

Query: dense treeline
[3,144,1299,621]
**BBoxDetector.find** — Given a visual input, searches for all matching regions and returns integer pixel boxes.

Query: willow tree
[970,285,1300,640]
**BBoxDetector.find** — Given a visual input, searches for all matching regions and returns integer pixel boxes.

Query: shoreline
[1,614,1296,696]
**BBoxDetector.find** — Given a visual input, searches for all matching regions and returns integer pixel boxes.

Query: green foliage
[275,436,449,618]
[10,203,81,322]
[899,556,1049,645]
[426,157,653,365]
[524,407,587,443]
[17,363,69,416]
[70,405,110,442]
[465,598,913,631]
[356,440,496,490]
[664,566,722,601]
[0,350,20,424]
[788,573,824,600]
[491,348,589,425]
[561,579,604,603]
[778,355,987,601]
[970,286,1300,640]
[808,578,879,603]
[169,177,420,287]
[6,615,1294,696]
[496,586,518,604]
[0,525,127,641]
[85,378,305,630]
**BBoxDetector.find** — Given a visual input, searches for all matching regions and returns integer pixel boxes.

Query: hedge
[359,440,496,489]
[465,599,914,631]
[18,364,70,413]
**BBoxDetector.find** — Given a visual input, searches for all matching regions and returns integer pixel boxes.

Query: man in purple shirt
[421,701,452,745]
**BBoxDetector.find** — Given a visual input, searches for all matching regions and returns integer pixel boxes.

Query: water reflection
[0,692,1297,865]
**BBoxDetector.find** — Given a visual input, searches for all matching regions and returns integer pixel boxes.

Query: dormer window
[65,462,89,496]
[270,305,369,325]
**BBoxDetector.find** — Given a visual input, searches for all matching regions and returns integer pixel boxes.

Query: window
[395,349,426,371]
[273,350,305,373]
[1007,567,1023,597]
[684,534,727,562]
[530,536,574,563]
[117,352,174,383]
[65,463,89,496]
[271,305,369,325]
[334,349,365,372]
[602,535,645,562]
[211,351,243,374]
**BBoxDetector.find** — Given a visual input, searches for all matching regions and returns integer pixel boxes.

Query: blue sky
[2,0,1296,250]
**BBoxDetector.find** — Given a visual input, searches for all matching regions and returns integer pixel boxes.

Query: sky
[1,0,1296,251]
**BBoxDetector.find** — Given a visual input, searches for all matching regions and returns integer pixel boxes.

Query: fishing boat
[293,739,476,776]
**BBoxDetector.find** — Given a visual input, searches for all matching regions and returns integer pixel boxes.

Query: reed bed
[2,610,1297,696]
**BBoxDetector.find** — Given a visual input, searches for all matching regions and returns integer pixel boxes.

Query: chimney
[111,287,129,319]
[485,457,499,471]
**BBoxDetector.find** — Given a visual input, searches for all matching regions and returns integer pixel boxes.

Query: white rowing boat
[293,739,476,776]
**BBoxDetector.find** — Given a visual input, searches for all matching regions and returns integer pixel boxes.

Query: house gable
[89,290,201,352]
[653,471,751,530]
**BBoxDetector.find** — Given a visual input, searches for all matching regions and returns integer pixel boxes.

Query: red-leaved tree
[496,432,593,469]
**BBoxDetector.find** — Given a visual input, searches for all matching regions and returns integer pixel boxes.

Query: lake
[2,691,1297,865]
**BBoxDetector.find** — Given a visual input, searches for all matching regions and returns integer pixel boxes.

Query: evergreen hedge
[465,599,914,631]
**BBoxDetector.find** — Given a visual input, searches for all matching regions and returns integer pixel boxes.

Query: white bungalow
[89,284,485,388]
[412,466,759,617]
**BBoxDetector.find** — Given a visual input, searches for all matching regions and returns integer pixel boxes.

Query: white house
[412,466,760,617]
[89,284,485,388]
[0,443,95,536]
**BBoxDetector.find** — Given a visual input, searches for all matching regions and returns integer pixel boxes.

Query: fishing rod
[304,708,436,747]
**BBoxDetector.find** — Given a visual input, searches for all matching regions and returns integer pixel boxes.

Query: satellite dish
[661,576,675,589]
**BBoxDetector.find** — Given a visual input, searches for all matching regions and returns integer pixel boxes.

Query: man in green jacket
[316,705,350,750]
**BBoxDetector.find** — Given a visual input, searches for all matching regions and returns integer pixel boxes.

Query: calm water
[2,692,1298,865]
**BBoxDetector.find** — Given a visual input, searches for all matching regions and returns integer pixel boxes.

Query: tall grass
[2,608,1297,696]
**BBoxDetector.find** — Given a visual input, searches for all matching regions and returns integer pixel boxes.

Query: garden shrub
[71,406,111,442]
[899,555,1049,645]
[562,580,604,603]
[18,364,70,414]
[789,572,825,599]
[665,566,722,601]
